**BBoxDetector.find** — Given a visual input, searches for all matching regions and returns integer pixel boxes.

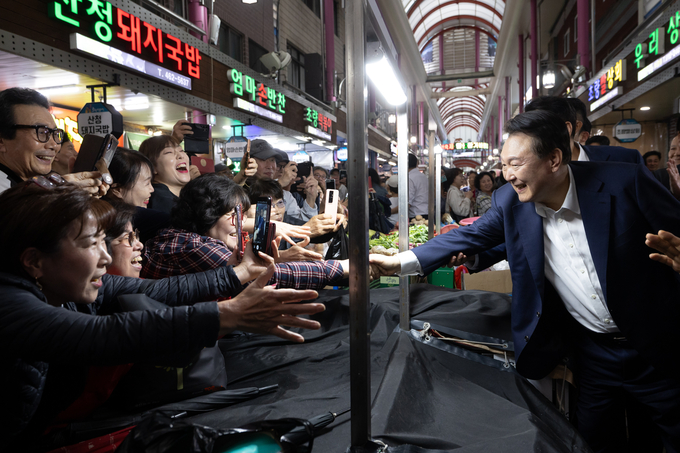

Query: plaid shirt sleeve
[272,260,343,290]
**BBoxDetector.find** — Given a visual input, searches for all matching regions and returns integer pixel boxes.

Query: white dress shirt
[577,143,590,162]
[400,167,618,333]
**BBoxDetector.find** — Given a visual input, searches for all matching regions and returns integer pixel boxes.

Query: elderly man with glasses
[0,87,107,196]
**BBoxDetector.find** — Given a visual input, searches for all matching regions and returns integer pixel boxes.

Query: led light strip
[233,98,283,123]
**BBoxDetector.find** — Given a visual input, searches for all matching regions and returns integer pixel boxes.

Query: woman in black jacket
[0,181,324,451]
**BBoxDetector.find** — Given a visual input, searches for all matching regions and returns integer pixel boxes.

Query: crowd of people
[2,85,680,453]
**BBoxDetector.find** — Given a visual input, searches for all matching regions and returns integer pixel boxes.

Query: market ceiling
[402,0,504,138]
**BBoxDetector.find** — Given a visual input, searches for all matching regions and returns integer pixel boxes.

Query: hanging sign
[613,118,642,143]
[335,147,348,162]
[292,151,310,163]
[636,8,680,81]
[49,0,202,85]
[77,102,123,138]
[222,142,249,159]
[303,107,333,134]
[587,59,626,102]
[228,69,286,123]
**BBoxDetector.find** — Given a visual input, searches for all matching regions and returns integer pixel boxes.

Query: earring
[35,277,42,291]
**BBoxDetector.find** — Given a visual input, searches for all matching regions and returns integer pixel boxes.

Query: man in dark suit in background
[370,110,680,453]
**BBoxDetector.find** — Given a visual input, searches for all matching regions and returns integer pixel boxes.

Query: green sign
[303,107,332,133]
[227,69,285,114]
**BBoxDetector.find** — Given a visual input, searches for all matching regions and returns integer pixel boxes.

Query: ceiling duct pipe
[426,70,495,83]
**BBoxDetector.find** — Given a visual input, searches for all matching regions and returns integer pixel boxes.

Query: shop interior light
[388,161,397,166]
[640,106,651,111]
[377,156,387,162]
[36,84,82,96]
[542,69,556,89]
[410,136,417,144]
[488,155,494,161]
[493,148,499,155]
[434,145,442,154]
[365,56,407,106]
[311,139,325,146]
[242,0,257,3]
[388,114,396,124]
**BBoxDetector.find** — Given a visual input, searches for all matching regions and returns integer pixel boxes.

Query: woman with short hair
[138,135,191,213]
[0,181,323,451]
[473,171,496,216]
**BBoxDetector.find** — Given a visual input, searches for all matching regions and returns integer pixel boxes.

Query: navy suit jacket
[413,162,680,379]
[583,144,643,165]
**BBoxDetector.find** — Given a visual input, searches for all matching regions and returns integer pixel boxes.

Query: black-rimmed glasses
[12,125,65,144]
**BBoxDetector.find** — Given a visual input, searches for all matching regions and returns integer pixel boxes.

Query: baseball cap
[249,139,279,160]
[387,175,399,188]
[276,149,289,163]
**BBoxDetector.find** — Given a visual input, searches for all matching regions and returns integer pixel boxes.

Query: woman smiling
[139,136,191,214]
[0,182,324,450]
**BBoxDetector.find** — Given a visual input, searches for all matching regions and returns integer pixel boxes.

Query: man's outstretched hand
[646,230,680,274]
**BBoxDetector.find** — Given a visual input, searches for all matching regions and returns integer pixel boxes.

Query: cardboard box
[462,269,512,293]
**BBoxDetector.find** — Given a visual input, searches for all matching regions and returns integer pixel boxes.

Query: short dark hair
[104,148,154,199]
[244,177,283,204]
[0,183,113,276]
[408,153,418,169]
[585,135,610,146]
[101,200,137,244]
[643,150,662,162]
[443,168,462,192]
[138,135,181,169]
[330,168,340,176]
[313,166,328,178]
[525,96,577,139]
[582,119,592,134]
[504,110,572,164]
[0,88,51,140]
[172,173,250,235]
[566,98,588,124]
[474,171,496,192]
[368,168,381,187]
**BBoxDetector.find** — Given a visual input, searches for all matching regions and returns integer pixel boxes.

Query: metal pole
[531,0,538,100]
[346,0,370,447]
[427,130,435,240]
[518,34,524,113]
[435,151,441,236]
[397,103,410,332]
[590,0,597,73]
[577,0,590,72]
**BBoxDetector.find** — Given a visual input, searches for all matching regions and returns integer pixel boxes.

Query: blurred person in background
[408,153,429,220]
[473,171,496,216]
[386,175,399,226]
[444,168,472,222]
[51,133,78,176]
[330,168,348,201]
[466,171,477,192]
[643,151,662,172]
[585,136,610,146]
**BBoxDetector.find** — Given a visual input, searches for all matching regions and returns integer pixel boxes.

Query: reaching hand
[447,252,469,268]
[304,213,337,237]
[646,230,680,274]
[368,254,402,278]
[278,161,298,188]
[278,237,323,262]
[273,221,312,246]
[244,158,258,177]
[63,171,108,197]
[216,264,324,342]
[172,120,193,144]
[189,164,201,180]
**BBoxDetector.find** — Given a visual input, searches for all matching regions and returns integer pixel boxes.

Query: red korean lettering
[184,43,201,78]
[165,34,183,71]
[116,9,141,53]
[600,74,607,96]
[256,83,268,106]
[143,22,163,62]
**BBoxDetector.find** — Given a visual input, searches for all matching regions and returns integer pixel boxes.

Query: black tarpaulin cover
[122,285,590,452]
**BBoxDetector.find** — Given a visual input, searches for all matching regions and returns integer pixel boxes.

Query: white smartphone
[325,189,339,224]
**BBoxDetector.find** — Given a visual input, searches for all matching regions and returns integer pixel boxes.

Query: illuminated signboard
[303,107,332,134]
[52,114,83,145]
[589,86,623,112]
[306,125,331,141]
[336,147,348,161]
[228,69,286,118]
[441,142,489,151]
[636,10,680,81]
[587,59,626,102]
[71,33,191,89]
[233,98,282,123]
[49,0,202,83]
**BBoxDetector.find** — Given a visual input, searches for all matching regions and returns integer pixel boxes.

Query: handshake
[368,251,472,281]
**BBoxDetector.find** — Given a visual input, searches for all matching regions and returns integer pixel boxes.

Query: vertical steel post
[591,0,597,73]
[435,150,441,236]
[498,96,502,149]
[531,0,538,100]
[397,103,410,332]
[518,34,524,113]
[505,76,510,121]
[346,0,370,446]
[439,34,445,90]
[577,0,590,72]
[324,0,336,101]
[428,130,435,240]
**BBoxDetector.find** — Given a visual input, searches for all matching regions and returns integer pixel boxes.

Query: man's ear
[565,122,573,137]
[20,247,44,280]
[549,148,563,172]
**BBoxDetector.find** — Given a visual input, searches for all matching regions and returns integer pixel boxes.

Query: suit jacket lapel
[572,165,611,299]
[513,203,545,297]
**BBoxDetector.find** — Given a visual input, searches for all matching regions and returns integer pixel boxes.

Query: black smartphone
[297,161,313,179]
[326,178,336,190]
[251,196,271,254]
[235,204,244,261]
[183,123,210,155]
[72,134,118,173]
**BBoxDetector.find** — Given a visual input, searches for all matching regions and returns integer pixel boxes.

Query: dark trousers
[572,328,680,453]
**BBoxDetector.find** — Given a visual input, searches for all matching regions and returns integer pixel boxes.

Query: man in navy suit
[370,110,680,453]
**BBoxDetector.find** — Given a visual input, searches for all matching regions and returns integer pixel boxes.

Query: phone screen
[252,197,271,253]
[326,178,336,190]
